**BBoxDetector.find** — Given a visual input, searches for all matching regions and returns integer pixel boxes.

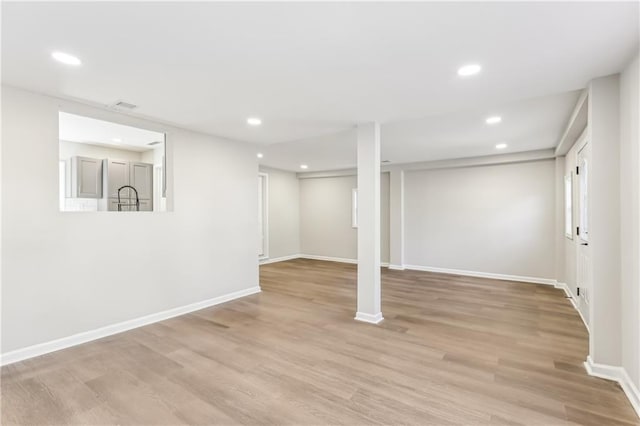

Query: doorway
[576,140,591,319]
[258,173,269,260]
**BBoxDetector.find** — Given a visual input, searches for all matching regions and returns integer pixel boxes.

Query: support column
[355,122,383,324]
[389,169,405,270]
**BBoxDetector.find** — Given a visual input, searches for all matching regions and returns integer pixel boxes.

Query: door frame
[258,172,269,260]
[575,134,591,331]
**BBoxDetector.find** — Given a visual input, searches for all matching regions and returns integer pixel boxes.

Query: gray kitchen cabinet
[70,156,102,198]
[102,159,153,211]
[106,199,120,211]
[129,162,153,200]
[106,198,152,212]
[137,199,152,211]
[104,159,130,199]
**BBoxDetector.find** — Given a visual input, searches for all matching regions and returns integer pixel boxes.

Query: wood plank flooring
[2,259,638,425]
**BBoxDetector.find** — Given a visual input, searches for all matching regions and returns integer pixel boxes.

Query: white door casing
[258,173,269,259]
[577,140,592,321]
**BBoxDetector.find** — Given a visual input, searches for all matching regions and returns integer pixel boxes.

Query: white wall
[588,74,622,367]
[141,145,164,166]
[60,140,145,162]
[299,173,390,262]
[259,166,300,259]
[404,160,556,280]
[1,86,259,355]
[619,54,640,391]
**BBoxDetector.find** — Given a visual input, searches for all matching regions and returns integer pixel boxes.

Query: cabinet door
[107,160,130,199]
[129,162,153,200]
[108,198,143,211]
[107,198,123,211]
[138,200,152,211]
[74,156,102,198]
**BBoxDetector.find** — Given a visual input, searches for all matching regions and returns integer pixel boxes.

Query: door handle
[581,242,589,246]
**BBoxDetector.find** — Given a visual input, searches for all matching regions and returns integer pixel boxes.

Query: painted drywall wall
[299,173,390,262]
[554,157,566,284]
[60,140,145,162]
[1,86,259,354]
[141,145,164,166]
[404,160,556,280]
[588,74,621,367]
[619,54,640,390]
[259,166,300,260]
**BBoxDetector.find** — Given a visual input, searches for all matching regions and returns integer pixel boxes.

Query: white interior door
[577,141,592,310]
[258,174,268,259]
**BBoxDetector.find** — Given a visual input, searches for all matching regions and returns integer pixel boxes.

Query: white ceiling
[380,91,583,164]
[2,2,639,170]
[262,91,582,171]
[59,112,164,152]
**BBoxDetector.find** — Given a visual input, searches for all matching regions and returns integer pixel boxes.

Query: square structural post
[355,122,383,324]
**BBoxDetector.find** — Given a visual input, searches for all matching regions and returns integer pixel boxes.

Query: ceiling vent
[109,100,137,111]
[147,141,162,146]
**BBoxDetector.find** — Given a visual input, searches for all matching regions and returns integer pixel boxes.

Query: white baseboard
[388,264,405,270]
[354,312,384,324]
[555,282,590,333]
[403,264,557,286]
[584,356,640,418]
[259,254,301,265]
[298,254,389,267]
[300,254,357,264]
[0,286,262,366]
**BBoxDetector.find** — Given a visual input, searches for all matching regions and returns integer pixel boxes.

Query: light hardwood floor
[2,259,638,425]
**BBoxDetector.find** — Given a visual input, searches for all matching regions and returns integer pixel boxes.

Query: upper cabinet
[103,159,153,205]
[129,162,153,200]
[70,156,103,198]
[105,159,130,199]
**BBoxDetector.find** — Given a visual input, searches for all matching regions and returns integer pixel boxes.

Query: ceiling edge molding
[555,88,589,156]
[296,149,557,179]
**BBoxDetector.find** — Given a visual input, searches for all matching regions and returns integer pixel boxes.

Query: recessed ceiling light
[257,153,263,158]
[457,64,481,77]
[51,51,81,66]
[300,164,308,169]
[112,138,122,143]
[486,116,502,125]
[247,117,262,126]
[496,143,508,150]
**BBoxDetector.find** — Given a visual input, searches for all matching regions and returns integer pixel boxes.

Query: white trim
[388,264,405,271]
[259,254,392,267]
[300,254,357,264]
[354,312,384,324]
[554,282,590,333]
[258,172,269,259]
[584,356,640,418]
[0,286,262,366]
[555,89,589,156]
[403,264,557,286]
[351,188,358,228]
[259,254,301,265]
[384,149,555,173]
[296,149,555,178]
[299,254,389,267]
